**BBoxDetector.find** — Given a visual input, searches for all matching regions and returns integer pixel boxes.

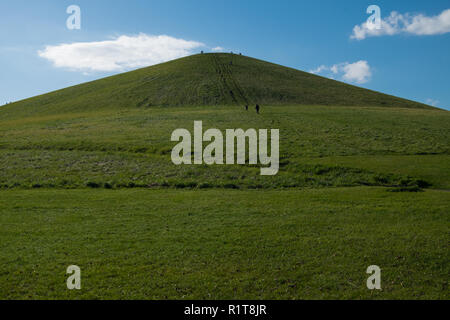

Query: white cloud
[212,46,225,52]
[426,98,439,107]
[406,10,450,35]
[330,64,339,74]
[341,61,372,84]
[38,34,205,72]
[351,9,450,40]
[310,60,372,84]
[309,65,327,74]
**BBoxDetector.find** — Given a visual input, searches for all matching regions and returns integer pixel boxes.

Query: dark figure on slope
[256,104,260,114]
[245,105,248,111]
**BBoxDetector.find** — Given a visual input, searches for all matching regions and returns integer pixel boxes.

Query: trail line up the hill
[211,54,250,106]
[222,56,251,106]
[210,54,302,140]
[210,54,233,105]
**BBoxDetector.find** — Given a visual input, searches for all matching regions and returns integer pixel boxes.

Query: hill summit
[3,53,432,114]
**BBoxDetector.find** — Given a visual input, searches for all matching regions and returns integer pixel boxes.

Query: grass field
[0,188,448,300]
[0,104,448,299]
[0,54,448,299]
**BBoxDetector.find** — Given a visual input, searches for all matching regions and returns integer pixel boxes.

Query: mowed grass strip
[0,187,448,300]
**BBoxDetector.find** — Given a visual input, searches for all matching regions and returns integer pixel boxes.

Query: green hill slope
[0,53,433,118]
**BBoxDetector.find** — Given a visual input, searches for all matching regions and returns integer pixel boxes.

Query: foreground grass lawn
[0,187,448,300]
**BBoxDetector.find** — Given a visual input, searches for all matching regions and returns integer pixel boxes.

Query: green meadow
[1,105,448,190]
[0,188,448,300]
[0,54,448,299]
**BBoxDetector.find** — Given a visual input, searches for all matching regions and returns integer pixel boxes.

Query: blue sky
[0,0,449,109]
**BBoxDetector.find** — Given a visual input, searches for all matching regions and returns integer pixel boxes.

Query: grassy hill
[0,54,448,299]
[0,53,447,191]
[0,53,433,119]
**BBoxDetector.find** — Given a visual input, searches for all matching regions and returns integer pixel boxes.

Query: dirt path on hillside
[211,54,250,106]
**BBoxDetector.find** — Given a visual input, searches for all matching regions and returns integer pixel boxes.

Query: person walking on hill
[256,104,260,114]
[245,105,248,111]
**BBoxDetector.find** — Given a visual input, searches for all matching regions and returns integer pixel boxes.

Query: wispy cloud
[310,60,372,84]
[351,9,450,40]
[212,46,225,52]
[38,34,205,72]
[310,65,328,74]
